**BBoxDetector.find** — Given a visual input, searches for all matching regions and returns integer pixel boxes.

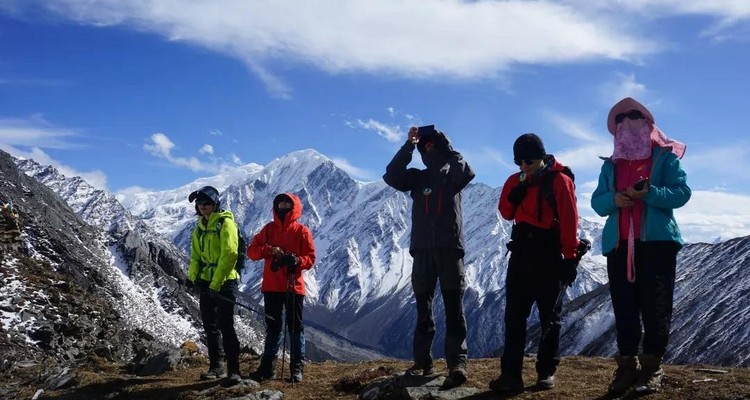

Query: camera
[270,252,298,272]
[633,177,649,191]
[417,125,435,137]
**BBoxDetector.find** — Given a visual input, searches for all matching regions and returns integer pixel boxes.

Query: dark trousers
[607,240,678,357]
[261,291,305,369]
[411,249,468,370]
[197,279,240,366]
[501,232,563,378]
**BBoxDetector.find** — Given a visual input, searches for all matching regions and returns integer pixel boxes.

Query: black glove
[185,279,195,290]
[282,253,298,273]
[560,258,578,287]
[507,184,528,206]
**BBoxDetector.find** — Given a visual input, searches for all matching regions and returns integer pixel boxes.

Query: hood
[417,130,460,170]
[272,192,303,224]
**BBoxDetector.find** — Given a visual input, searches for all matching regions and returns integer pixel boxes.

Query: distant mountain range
[11,148,750,367]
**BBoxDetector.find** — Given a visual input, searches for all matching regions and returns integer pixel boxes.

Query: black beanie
[513,133,546,160]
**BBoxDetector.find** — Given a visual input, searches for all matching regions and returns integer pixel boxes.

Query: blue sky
[1,1,750,242]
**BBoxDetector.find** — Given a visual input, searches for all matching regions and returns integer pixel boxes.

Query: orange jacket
[498,157,579,260]
[247,193,316,295]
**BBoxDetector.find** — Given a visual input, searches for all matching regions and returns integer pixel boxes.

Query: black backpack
[215,216,248,280]
[537,166,575,223]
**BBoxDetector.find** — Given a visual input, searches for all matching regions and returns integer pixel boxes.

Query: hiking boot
[443,365,468,388]
[488,374,524,393]
[536,374,555,390]
[405,364,435,376]
[200,365,226,380]
[225,359,241,385]
[634,354,663,394]
[608,355,640,395]
[249,359,276,382]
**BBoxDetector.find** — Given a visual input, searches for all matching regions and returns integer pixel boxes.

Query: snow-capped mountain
[115,149,609,359]
[17,147,749,367]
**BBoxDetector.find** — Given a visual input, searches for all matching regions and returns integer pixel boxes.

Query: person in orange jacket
[247,193,315,382]
[490,133,580,393]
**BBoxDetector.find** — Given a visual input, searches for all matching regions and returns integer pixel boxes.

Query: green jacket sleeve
[591,160,618,217]
[209,217,239,291]
[643,153,691,209]
[188,227,201,282]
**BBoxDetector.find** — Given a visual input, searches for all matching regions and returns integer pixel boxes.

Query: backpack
[537,166,575,223]
[215,215,248,281]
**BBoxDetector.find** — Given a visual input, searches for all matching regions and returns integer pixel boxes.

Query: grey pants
[411,249,468,369]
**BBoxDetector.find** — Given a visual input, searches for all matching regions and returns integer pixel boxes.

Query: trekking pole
[279,269,295,381]
[540,239,591,343]
[289,270,298,383]
[212,291,276,321]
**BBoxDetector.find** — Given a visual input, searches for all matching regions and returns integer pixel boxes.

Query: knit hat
[513,133,546,160]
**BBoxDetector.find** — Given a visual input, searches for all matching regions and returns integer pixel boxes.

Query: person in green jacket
[187,186,241,383]
[591,98,690,395]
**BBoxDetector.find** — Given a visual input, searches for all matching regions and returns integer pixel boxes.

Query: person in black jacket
[383,126,475,388]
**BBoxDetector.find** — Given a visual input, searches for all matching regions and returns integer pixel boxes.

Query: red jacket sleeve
[248,224,272,261]
[295,225,316,271]
[554,174,579,259]
[498,174,520,221]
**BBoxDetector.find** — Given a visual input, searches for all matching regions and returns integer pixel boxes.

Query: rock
[131,349,183,376]
[227,390,284,400]
[46,367,77,390]
[360,373,481,400]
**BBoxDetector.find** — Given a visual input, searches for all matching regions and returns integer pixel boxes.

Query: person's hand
[283,253,299,273]
[271,246,284,257]
[507,184,528,206]
[560,258,578,287]
[408,127,419,144]
[614,192,634,208]
[625,184,649,200]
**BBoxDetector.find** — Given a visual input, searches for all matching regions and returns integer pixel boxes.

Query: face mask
[421,151,445,170]
[613,119,652,160]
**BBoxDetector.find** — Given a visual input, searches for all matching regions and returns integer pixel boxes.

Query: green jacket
[188,210,239,291]
[591,147,691,256]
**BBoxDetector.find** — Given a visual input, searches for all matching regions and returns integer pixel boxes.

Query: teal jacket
[591,147,691,256]
[188,210,240,291]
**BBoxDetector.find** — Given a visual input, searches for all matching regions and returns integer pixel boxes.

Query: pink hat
[607,97,655,135]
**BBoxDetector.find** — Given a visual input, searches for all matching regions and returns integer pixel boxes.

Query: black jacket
[383,132,475,255]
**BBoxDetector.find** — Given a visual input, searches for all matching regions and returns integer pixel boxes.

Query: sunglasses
[197,200,215,206]
[614,110,645,124]
[514,159,535,166]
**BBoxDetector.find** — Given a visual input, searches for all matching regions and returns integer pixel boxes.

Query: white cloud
[546,113,601,142]
[0,115,79,149]
[331,157,377,181]
[143,133,245,173]
[351,119,402,143]
[15,0,662,95]
[0,116,108,189]
[1,144,108,189]
[209,129,222,136]
[599,73,649,105]
[199,144,214,155]
[230,153,243,165]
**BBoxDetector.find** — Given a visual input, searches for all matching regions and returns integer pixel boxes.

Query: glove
[282,253,299,273]
[507,184,528,206]
[185,279,195,290]
[560,258,578,287]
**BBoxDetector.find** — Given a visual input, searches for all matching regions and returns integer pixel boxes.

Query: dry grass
[5,355,749,399]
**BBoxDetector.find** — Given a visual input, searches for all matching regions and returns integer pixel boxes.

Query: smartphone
[633,177,649,191]
[417,125,435,137]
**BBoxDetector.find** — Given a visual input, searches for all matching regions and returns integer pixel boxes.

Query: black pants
[411,248,467,370]
[197,279,240,365]
[607,240,678,357]
[261,292,305,369]
[501,230,563,378]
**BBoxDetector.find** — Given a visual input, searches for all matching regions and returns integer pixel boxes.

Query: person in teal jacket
[591,98,690,396]
[187,186,241,383]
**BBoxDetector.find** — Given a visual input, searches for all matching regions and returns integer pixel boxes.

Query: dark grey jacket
[383,132,475,256]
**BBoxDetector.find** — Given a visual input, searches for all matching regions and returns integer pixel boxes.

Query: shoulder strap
[538,171,562,222]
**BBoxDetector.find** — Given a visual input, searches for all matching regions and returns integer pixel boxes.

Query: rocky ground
[2,353,748,400]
